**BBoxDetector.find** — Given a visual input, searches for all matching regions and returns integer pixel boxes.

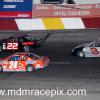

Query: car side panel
[1,60,26,72]
[83,47,100,57]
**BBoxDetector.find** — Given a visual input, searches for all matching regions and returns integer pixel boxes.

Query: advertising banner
[33,4,100,18]
[0,0,32,18]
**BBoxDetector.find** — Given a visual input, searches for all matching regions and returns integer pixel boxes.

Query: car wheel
[23,46,30,52]
[77,51,85,58]
[26,65,34,72]
[0,66,3,72]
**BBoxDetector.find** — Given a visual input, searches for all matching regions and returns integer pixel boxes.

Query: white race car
[71,40,100,57]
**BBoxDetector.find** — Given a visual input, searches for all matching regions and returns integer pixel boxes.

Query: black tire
[26,65,34,72]
[77,51,85,58]
[23,46,30,52]
[0,66,3,72]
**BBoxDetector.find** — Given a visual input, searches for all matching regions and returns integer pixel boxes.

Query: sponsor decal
[90,48,99,55]
[0,60,9,64]
[33,4,100,18]
[2,43,18,50]
[22,42,34,46]
[0,0,32,18]
[26,60,37,64]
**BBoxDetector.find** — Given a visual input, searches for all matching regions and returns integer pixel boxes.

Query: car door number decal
[90,48,99,55]
[7,43,18,50]
[9,61,18,69]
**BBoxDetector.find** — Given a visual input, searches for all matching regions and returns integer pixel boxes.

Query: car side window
[8,38,13,42]
[93,42,100,47]
[89,42,97,47]
[95,42,100,47]
[93,43,97,47]
[23,37,30,42]
[89,43,94,47]
[14,38,18,42]
[20,38,24,42]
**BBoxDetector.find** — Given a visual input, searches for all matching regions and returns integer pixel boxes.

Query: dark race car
[0,34,46,53]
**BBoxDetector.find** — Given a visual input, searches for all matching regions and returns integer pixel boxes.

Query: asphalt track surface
[0,30,100,100]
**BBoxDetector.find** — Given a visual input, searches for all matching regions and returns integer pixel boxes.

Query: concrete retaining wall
[0,17,100,31]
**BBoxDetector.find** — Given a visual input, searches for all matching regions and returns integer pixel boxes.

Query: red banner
[33,4,100,18]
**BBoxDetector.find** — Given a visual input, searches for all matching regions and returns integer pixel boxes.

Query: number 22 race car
[0,34,44,53]
[0,52,49,72]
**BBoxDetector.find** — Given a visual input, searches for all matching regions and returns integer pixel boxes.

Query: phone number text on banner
[33,4,100,18]
[0,0,32,18]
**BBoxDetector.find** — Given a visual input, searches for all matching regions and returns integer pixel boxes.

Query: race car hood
[74,43,89,49]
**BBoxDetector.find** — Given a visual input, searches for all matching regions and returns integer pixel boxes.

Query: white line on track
[51,61,71,65]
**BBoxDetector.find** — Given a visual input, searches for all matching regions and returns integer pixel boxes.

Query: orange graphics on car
[0,52,49,72]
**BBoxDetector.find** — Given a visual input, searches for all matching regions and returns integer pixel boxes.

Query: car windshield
[26,53,40,59]
[10,56,20,61]
[25,36,33,41]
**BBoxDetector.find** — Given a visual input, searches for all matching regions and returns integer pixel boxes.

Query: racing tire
[23,46,30,52]
[26,65,34,72]
[77,51,85,58]
[0,66,3,72]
